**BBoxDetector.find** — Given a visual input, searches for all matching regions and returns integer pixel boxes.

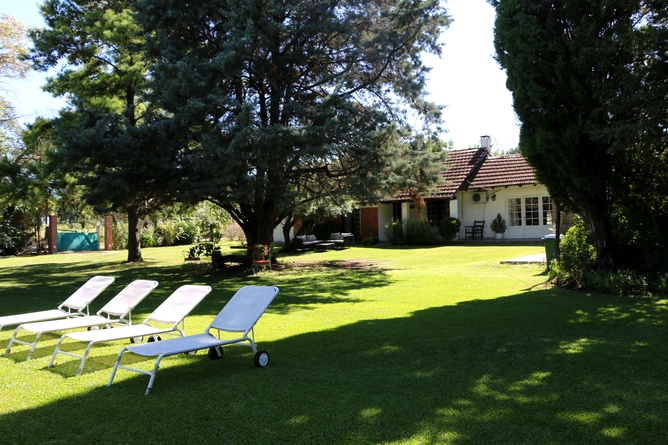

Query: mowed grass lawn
[1,243,667,444]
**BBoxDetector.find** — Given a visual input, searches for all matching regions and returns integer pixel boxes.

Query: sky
[1,0,520,152]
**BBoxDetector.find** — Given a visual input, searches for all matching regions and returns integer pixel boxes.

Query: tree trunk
[281,213,296,252]
[126,208,143,262]
[582,209,614,273]
[554,201,561,259]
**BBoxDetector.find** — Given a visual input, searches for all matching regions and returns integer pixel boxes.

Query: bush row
[548,219,668,296]
[384,218,460,246]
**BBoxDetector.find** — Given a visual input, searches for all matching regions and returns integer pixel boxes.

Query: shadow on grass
[0,258,390,322]
[1,289,667,444]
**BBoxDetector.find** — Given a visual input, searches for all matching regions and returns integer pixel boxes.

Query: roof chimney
[480,136,492,154]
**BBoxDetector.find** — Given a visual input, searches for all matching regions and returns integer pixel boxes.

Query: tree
[135,0,450,246]
[29,0,177,262]
[489,0,667,273]
[0,13,30,123]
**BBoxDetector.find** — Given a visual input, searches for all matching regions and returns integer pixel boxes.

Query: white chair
[5,280,158,360]
[48,284,213,375]
[107,285,278,395]
[0,276,115,332]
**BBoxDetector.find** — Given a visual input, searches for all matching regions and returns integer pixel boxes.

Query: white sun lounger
[107,285,278,395]
[5,280,159,360]
[49,284,213,375]
[0,276,115,332]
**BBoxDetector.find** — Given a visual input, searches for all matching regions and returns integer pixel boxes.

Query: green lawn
[1,243,666,444]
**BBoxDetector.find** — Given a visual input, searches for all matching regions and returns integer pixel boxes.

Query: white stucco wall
[457,185,554,240]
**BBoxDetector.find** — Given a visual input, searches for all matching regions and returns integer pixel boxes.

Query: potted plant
[490,213,507,239]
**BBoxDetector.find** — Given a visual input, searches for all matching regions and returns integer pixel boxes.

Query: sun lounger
[0,276,115,332]
[48,284,212,375]
[107,285,278,395]
[5,280,159,360]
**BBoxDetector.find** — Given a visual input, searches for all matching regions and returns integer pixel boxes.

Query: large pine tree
[29,0,176,262]
[135,0,450,245]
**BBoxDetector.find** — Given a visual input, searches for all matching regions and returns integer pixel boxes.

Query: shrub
[187,241,220,258]
[0,206,33,254]
[139,229,157,248]
[438,218,461,243]
[362,235,379,247]
[385,219,439,246]
[175,220,199,245]
[384,219,406,245]
[490,213,507,234]
[155,220,179,246]
[548,220,595,287]
[404,219,438,245]
[112,220,128,250]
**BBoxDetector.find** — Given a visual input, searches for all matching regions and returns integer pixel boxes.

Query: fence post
[104,216,113,250]
[48,215,58,254]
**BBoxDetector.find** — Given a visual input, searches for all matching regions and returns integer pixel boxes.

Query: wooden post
[104,216,113,250]
[48,215,58,254]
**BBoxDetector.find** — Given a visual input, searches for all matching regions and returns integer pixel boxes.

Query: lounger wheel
[129,336,143,344]
[147,335,161,342]
[208,346,223,360]
[254,350,270,367]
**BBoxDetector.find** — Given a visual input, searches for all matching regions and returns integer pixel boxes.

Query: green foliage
[404,219,438,245]
[154,220,179,246]
[174,220,199,245]
[134,0,451,246]
[30,0,179,262]
[548,220,596,287]
[490,0,668,274]
[153,219,200,246]
[386,218,441,245]
[584,269,649,297]
[0,206,32,255]
[490,214,506,234]
[362,235,379,247]
[139,229,156,248]
[187,241,220,258]
[385,219,406,245]
[111,220,128,250]
[550,220,659,296]
[438,217,461,244]
[193,201,229,242]
[312,221,340,241]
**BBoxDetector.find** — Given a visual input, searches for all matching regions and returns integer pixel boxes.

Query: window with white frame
[525,197,539,226]
[507,196,553,227]
[508,198,522,226]
[542,197,554,225]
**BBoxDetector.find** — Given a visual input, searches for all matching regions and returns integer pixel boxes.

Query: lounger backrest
[57,276,116,312]
[209,286,279,333]
[97,280,159,317]
[145,285,212,326]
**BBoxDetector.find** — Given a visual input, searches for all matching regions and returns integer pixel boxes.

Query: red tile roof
[468,153,539,189]
[384,147,488,202]
[383,148,539,202]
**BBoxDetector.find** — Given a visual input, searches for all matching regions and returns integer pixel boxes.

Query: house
[368,136,555,241]
[276,136,554,243]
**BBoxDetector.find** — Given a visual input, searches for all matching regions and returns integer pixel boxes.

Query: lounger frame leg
[107,347,128,387]
[108,347,164,396]
[5,327,42,360]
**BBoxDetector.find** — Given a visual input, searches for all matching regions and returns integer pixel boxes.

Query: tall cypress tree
[489,0,667,272]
